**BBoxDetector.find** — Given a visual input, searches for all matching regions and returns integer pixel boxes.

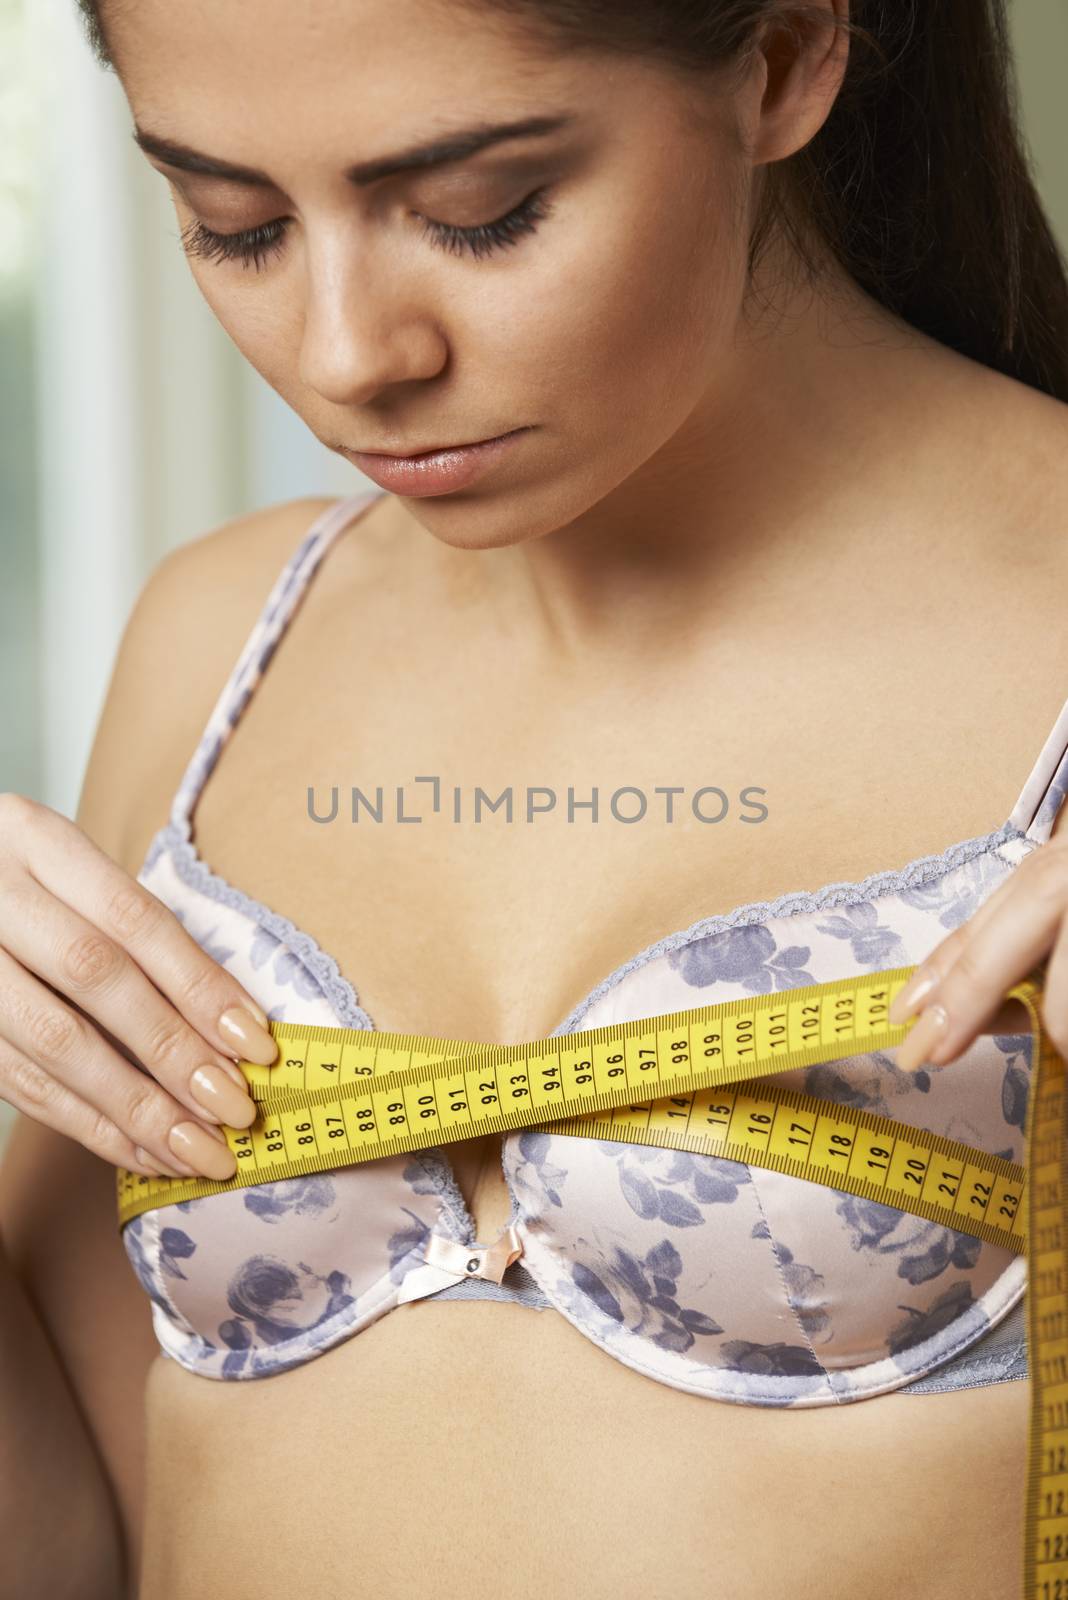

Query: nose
[298,232,448,405]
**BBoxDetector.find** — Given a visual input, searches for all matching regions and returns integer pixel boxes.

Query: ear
[749,0,851,167]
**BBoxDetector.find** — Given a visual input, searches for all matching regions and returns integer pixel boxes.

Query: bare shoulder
[77,493,382,879]
[980,373,1068,648]
[946,357,1068,567]
[945,362,1068,838]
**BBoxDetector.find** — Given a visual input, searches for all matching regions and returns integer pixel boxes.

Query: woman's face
[106,0,828,548]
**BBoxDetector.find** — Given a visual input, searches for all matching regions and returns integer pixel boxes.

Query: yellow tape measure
[114,962,1064,1600]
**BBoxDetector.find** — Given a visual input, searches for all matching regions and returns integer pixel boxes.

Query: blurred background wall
[1,0,1067,1158]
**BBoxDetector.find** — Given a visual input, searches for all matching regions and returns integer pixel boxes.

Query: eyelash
[178,186,555,271]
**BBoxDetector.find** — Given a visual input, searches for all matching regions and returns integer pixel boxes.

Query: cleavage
[444,1129,515,1241]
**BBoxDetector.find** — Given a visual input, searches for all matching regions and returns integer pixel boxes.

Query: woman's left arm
[889,836,1068,1069]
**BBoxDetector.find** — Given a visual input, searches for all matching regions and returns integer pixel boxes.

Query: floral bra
[123,488,1061,1402]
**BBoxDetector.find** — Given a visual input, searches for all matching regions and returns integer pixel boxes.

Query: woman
[2,0,1067,1595]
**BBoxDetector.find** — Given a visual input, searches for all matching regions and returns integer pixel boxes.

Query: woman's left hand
[888,837,1068,1071]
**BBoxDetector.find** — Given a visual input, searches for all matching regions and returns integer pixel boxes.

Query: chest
[185,657,1056,1045]
[123,485,1068,1244]
[155,648,1064,1237]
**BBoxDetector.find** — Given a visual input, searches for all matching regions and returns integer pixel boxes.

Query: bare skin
[7,0,1067,1593]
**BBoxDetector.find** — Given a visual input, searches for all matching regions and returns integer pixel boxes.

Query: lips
[357,433,510,458]
[342,428,529,497]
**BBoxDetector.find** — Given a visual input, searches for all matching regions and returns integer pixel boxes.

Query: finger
[1037,911,1068,1060]
[4,794,278,1069]
[0,945,237,1179]
[894,842,1068,1071]
[0,1033,187,1178]
[0,867,263,1132]
[888,851,1038,1025]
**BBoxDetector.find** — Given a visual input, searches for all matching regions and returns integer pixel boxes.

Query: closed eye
[177,186,556,271]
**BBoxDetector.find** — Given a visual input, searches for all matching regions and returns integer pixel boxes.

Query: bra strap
[1006,694,1068,845]
[169,488,386,843]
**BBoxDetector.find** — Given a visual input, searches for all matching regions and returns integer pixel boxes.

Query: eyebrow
[131,113,577,188]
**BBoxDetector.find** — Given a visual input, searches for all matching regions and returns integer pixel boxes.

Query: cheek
[187,266,292,385]
[481,170,747,423]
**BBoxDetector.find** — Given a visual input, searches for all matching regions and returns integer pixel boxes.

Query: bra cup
[125,847,464,1377]
[123,1155,447,1374]
[747,1029,1030,1373]
[503,856,1032,1402]
[508,1130,806,1355]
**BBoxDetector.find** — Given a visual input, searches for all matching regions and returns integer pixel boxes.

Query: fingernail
[190,1064,258,1128]
[889,967,940,1025]
[218,1006,277,1065]
[241,995,271,1029]
[896,1003,950,1072]
[134,1145,188,1179]
[216,1057,252,1091]
[169,1121,238,1180]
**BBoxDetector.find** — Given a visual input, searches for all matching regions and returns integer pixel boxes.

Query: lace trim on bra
[551,816,1028,1034]
[141,821,375,1032]
[142,815,1030,1044]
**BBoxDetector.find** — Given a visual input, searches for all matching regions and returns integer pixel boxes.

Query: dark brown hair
[75,0,1068,401]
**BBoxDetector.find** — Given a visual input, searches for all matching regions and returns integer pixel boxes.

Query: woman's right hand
[0,792,279,1181]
